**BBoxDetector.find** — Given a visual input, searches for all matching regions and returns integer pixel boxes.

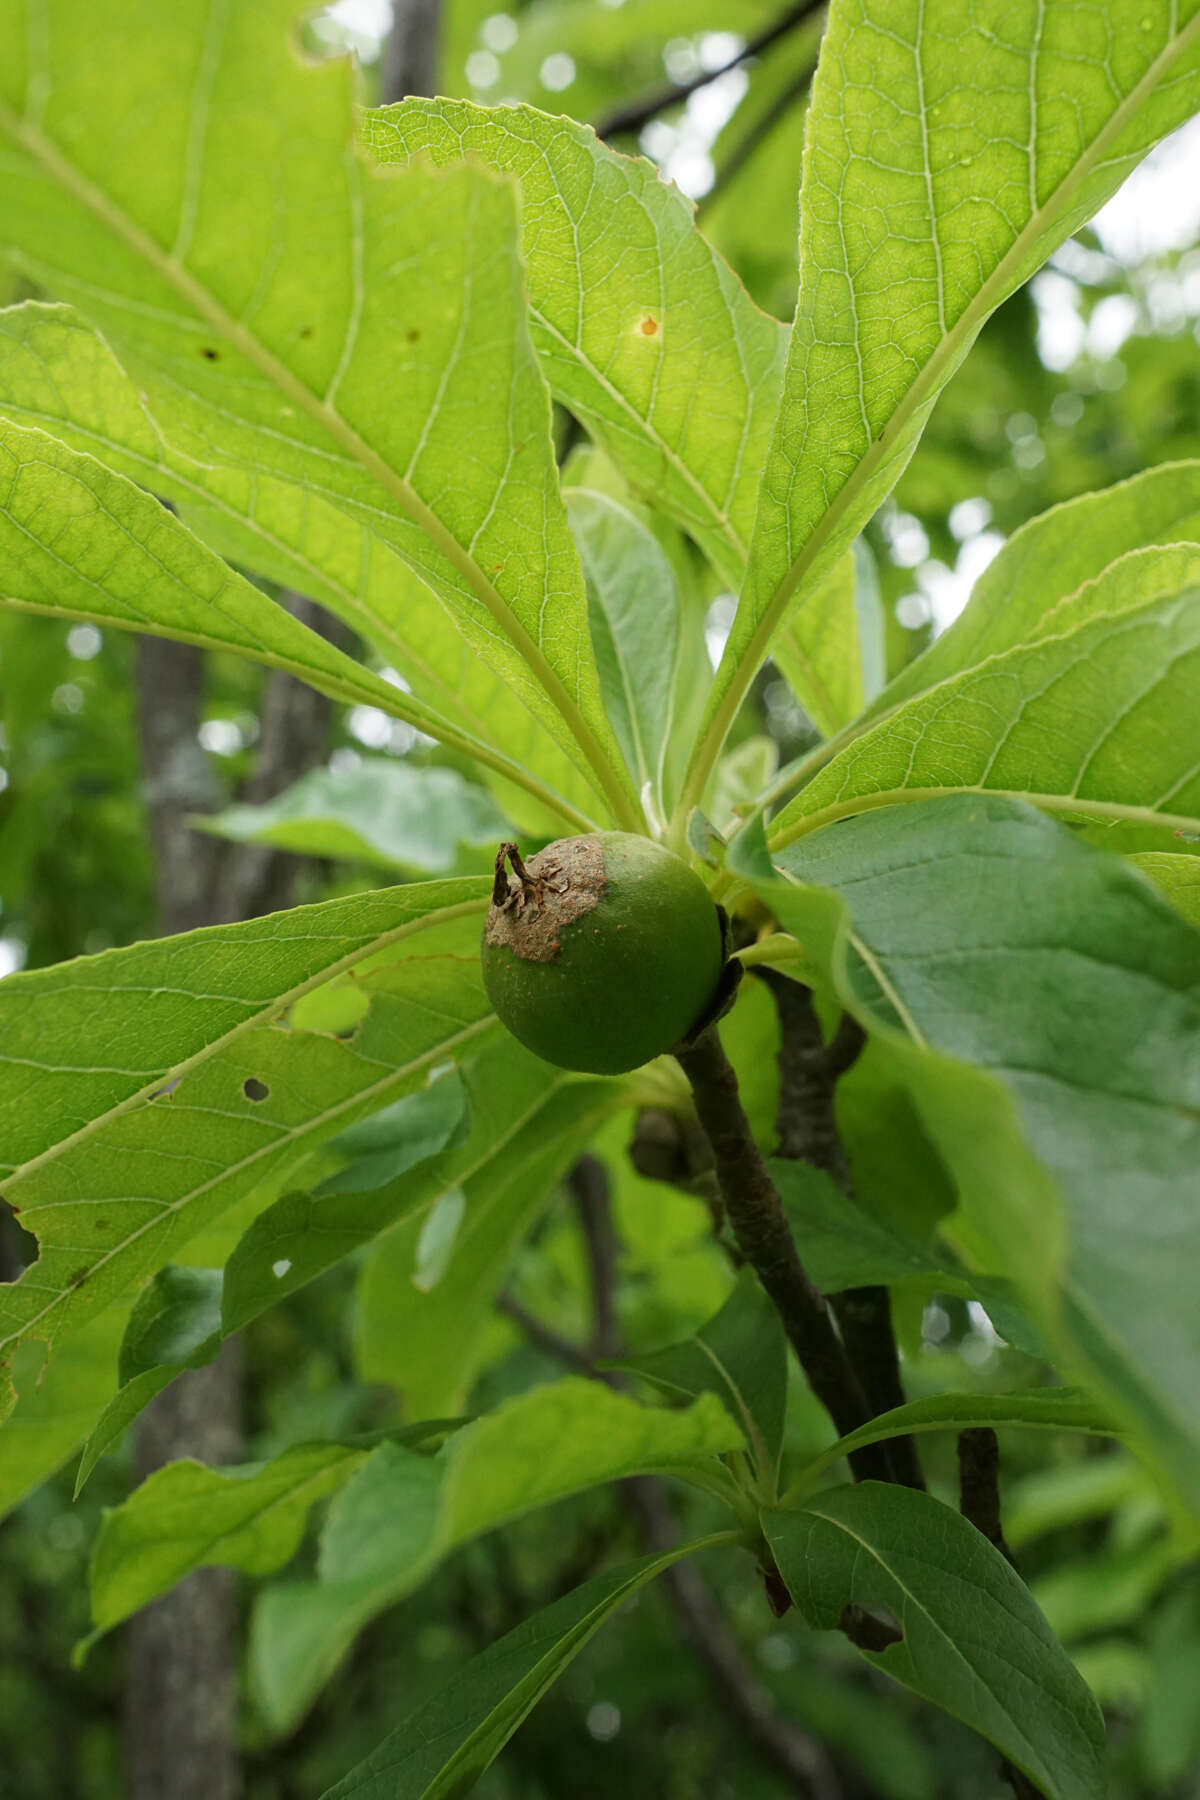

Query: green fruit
[481,833,724,1075]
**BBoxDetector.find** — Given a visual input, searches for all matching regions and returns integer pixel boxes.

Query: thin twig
[696,61,816,221]
[756,968,925,1491]
[674,1028,887,1480]
[570,1153,622,1360]
[594,0,827,141]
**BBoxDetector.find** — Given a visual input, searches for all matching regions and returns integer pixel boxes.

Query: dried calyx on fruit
[481,833,725,1075]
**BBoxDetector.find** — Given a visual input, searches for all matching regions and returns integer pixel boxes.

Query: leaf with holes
[0,883,494,1413]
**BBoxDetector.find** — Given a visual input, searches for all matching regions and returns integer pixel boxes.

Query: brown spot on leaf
[640,316,659,336]
[199,346,220,361]
[243,1077,270,1102]
[406,327,421,343]
[299,325,314,339]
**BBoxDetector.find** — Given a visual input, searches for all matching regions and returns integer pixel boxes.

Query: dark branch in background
[673,1028,888,1482]
[696,60,816,220]
[594,0,827,142]
[957,1427,1014,1566]
[756,968,925,1492]
[502,1157,842,1800]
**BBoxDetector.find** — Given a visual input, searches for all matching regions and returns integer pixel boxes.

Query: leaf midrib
[0,100,638,827]
[683,8,1200,821]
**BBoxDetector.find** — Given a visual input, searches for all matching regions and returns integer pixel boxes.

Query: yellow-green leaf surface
[1130,852,1200,927]
[770,550,866,737]
[687,0,1200,814]
[0,884,493,1411]
[770,550,1200,847]
[0,0,637,827]
[89,1442,368,1634]
[366,99,787,587]
[252,1383,742,1729]
[882,460,1200,710]
[0,301,602,831]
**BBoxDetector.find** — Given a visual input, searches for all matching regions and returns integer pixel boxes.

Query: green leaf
[315,1069,471,1197]
[0,2,638,827]
[568,489,680,815]
[609,1267,787,1479]
[763,1484,1108,1800]
[73,1267,225,1494]
[253,1382,742,1730]
[789,1389,1119,1499]
[685,0,1200,816]
[1129,851,1200,927]
[318,1542,727,1800]
[354,1046,620,1416]
[198,761,509,874]
[771,1158,945,1291]
[367,99,787,587]
[0,1304,131,1519]
[0,883,493,1408]
[0,301,605,832]
[883,460,1200,710]
[88,1442,368,1636]
[0,415,442,722]
[736,794,1200,1507]
[770,552,866,738]
[772,555,1200,847]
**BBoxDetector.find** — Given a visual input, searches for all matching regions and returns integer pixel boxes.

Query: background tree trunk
[125,611,341,1799]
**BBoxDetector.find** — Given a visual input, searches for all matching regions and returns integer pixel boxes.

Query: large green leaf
[365,98,787,587]
[318,1542,730,1800]
[0,301,605,831]
[881,460,1200,710]
[684,0,1200,816]
[0,0,638,827]
[354,1045,620,1417]
[770,552,1200,847]
[735,795,1200,1507]
[0,414,449,726]
[0,883,493,1409]
[764,1484,1108,1800]
[251,1382,742,1731]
